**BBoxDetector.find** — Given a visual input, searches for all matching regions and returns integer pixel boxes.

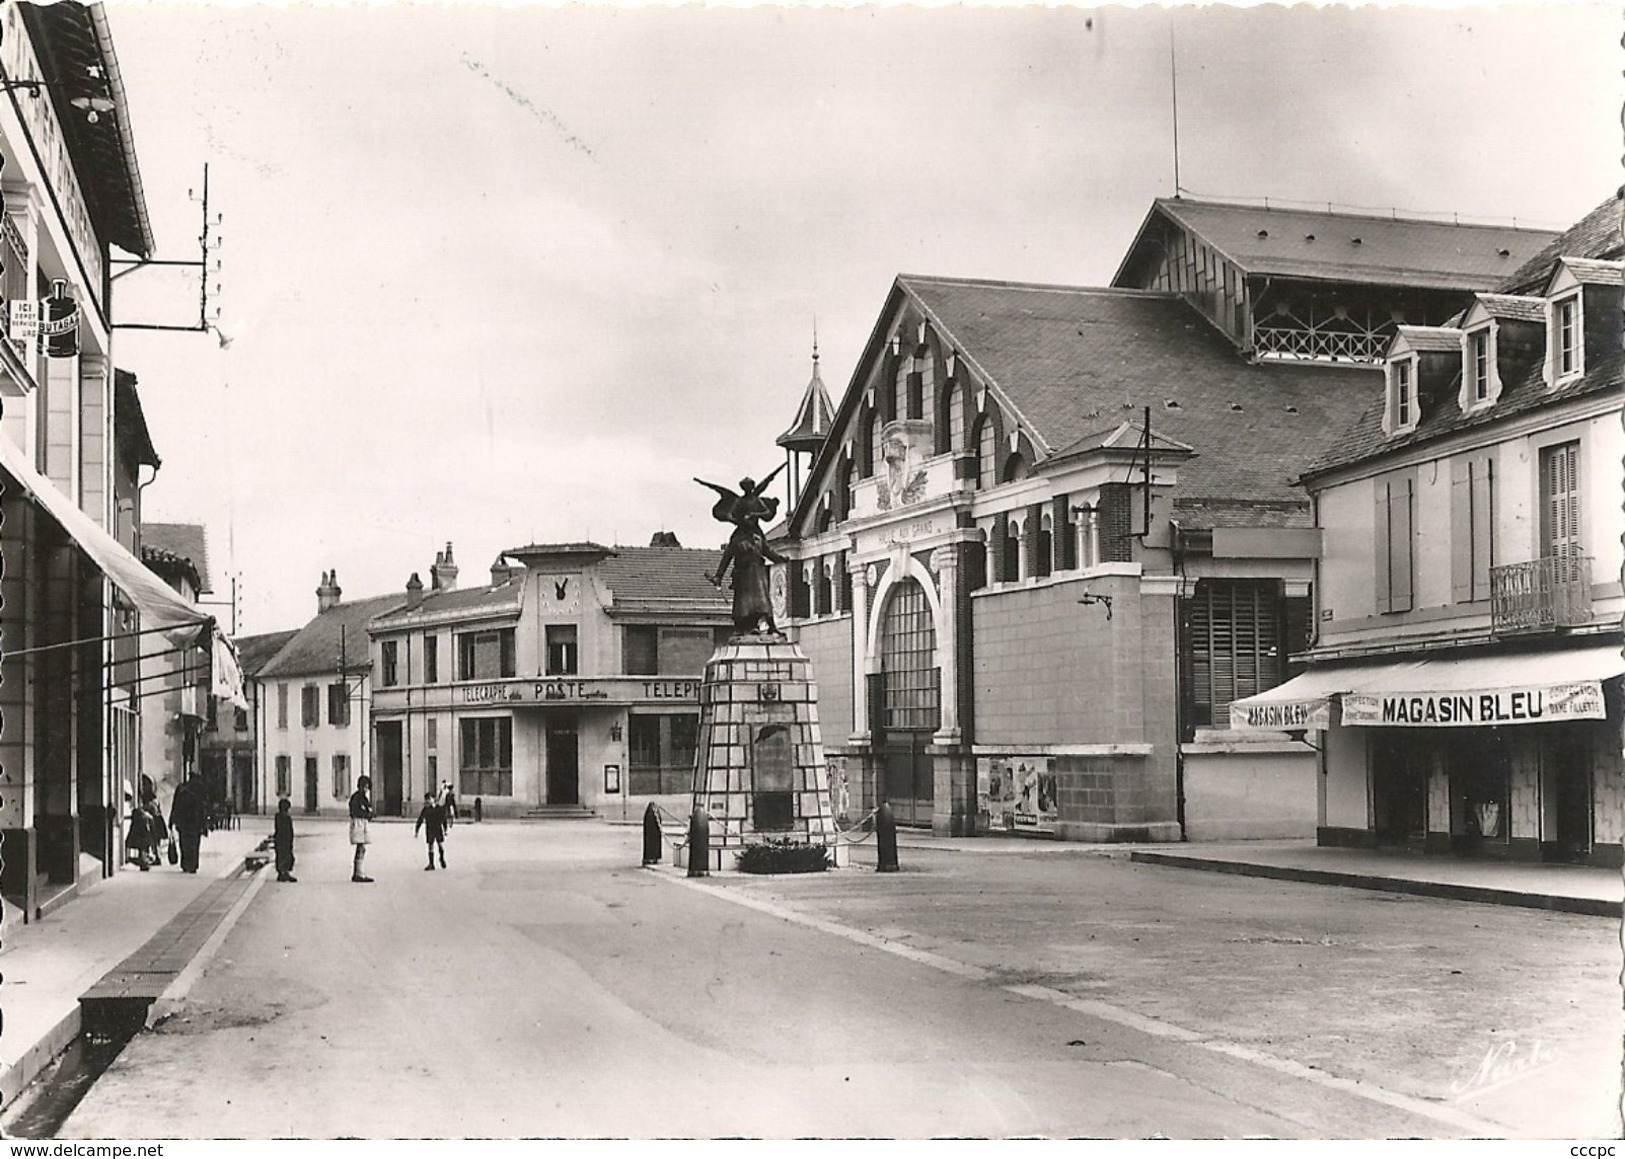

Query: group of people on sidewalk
[124,771,213,875]
[271,778,460,884]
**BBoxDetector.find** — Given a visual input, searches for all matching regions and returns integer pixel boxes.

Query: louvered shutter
[1451,459,1472,604]
[1390,476,1414,612]
[1374,480,1392,614]
[1471,458,1494,600]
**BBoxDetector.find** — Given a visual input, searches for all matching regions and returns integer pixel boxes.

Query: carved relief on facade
[875,418,933,510]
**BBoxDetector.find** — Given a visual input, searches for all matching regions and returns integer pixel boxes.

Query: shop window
[459,628,517,680]
[627,712,698,795]
[1448,736,1510,846]
[300,684,319,728]
[546,624,578,675]
[381,641,399,687]
[752,725,794,831]
[459,716,513,797]
[424,635,438,683]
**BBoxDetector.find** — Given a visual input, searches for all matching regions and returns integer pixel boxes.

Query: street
[54,820,1621,1139]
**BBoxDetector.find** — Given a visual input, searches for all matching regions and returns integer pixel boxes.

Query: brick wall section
[953,539,978,745]
[1098,484,1134,562]
[797,617,854,746]
[972,574,1134,745]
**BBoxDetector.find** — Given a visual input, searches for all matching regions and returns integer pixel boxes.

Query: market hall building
[774,196,1557,841]
[1236,191,1624,865]
[368,538,728,819]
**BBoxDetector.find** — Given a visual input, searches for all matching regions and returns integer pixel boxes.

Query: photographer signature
[1451,1039,1558,1099]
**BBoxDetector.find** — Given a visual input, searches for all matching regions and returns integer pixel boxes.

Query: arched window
[815,561,832,616]
[936,378,958,455]
[860,410,878,478]
[880,578,940,733]
[869,408,885,479]
[841,458,856,520]
[817,501,833,534]
[1003,519,1021,582]
[1036,513,1053,578]
[976,417,997,487]
[1002,453,1030,483]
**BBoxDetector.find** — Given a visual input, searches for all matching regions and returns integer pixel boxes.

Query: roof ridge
[897,273,1172,299]
[1157,196,1561,234]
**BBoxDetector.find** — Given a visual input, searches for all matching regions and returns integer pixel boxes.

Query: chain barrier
[647,803,879,850]
[833,807,880,844]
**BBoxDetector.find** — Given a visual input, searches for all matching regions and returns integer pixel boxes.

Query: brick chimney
[430,542,458,592]
[317,569,342,613]
[490,555,514,587]
[405,572,424,609]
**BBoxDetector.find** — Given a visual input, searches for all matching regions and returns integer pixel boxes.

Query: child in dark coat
[414,792,447,870]
[274,797,297,882]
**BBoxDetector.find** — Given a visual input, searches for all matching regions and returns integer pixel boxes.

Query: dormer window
[1386,357,1417,435]
[1469,330,1491,403]
[1459,323,1501,412]
[1553,294,1582,381]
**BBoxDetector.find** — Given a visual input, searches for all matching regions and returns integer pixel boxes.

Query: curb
[1127,851,1622,918]
[146,863,271,1026]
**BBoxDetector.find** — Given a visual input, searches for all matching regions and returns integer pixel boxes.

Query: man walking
[169,772,208,874]
[349,775,375,883]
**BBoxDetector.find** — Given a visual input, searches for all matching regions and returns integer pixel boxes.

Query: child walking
[414,791,447,870]
[274,797,297,882]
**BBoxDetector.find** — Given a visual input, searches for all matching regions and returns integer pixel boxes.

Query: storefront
[1233,640,1624,865]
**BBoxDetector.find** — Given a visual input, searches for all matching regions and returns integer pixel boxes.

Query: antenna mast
[1169,21,1182,196]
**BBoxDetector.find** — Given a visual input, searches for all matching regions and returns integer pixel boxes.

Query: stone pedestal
[675,634,848,871]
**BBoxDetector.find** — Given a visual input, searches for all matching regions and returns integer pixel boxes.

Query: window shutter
[1391,476,1414,612]
[1451,458,1472,604]
[1374,481,1392,614]
[1471,458,1494,600]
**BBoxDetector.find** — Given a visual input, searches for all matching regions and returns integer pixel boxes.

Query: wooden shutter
[1374,480,1392,614]
[1451,459,1472,604]
[1390,475,1414,612]
[1471,458,1494,600]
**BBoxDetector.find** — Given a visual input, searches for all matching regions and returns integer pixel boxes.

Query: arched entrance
[877,577,940,826]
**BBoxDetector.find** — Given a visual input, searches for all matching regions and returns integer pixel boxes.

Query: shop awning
[1232,643,1623,731]
[0,435,246,708]
[1230,662,1405,731]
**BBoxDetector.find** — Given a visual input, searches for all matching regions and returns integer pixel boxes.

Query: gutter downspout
[1170,519,1187,841]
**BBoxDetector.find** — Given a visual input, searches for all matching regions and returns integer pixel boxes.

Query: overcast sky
[105,2,1620,637]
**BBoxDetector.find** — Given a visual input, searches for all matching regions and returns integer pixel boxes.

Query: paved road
[57,821,1619,1139]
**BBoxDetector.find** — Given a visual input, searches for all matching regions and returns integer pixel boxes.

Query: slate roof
[894,276,1378,525]
[372,578,523,626]
[1394,325,1466,353]
[1304,194,1625,481]
[114,370,160,470]
[777,352,836,451]
[1498,190,1623,294]
[1555,257,1624,286]
[1117,198,1558,292]
[1475,295,1547,323]
[141,523,211,593]
[257,593,403,680]
[598,545,727,608]
[234,630,299,678]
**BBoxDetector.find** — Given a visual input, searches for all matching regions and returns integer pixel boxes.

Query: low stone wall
[1181,731,1318,841]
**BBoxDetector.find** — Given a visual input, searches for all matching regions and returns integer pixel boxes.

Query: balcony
[1490,553,1593,634]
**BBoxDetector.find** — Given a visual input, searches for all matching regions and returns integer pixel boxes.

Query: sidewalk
[881,829,1621,915]
[0,824,270,1108]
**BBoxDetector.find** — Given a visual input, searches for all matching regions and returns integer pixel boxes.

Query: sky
[103,1,1621,637]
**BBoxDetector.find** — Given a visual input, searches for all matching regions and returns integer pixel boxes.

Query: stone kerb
[676,635,849,871]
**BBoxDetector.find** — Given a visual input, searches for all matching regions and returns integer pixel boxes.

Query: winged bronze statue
[696,462,789,636]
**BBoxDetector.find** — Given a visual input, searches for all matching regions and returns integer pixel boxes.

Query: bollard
[876,801,900,873]
[474,797,483,823]
[642,802,663,866]
[686,808,710,878]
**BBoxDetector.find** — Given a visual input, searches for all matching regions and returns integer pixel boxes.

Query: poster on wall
[986,756,1058,833]
[604,764,620,794]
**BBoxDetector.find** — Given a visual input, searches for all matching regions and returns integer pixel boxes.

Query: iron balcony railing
[1490,552,1593,633]
[1253,325,1387,364]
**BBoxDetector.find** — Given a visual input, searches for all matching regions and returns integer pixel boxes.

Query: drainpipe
[1170,520,1187,841]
